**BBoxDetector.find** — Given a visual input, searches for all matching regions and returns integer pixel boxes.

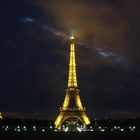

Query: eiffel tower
[54,34,91,130]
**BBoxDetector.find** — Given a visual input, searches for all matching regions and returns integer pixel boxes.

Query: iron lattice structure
[54,36,90,129]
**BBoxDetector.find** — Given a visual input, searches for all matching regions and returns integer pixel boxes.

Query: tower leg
[81,112,90,125]
[54,112,65,128]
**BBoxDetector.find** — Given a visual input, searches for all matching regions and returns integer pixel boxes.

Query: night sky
[0,0,140,120]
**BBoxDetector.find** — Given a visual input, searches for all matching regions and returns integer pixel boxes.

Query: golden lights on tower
[67,34,78,88]
[54,33,91,130]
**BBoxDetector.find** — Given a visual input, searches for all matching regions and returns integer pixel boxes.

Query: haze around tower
[35,0,140,61]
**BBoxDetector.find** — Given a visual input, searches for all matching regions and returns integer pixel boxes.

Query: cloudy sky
[0,0,140,119]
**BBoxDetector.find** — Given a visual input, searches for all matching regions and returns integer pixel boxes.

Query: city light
[64,127,69,132]
[77,127,82,132]
[101,129,105,132]
[0,124,139,133]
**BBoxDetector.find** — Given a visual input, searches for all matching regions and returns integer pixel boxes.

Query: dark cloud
[37,0,140,59]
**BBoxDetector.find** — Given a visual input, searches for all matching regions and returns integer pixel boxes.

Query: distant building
[0,112,2,119]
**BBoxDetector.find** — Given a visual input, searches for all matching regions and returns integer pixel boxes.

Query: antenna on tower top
[70,30,75,40]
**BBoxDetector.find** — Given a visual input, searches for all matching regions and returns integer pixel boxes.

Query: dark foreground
[0,132,140,140]
[0,118,140,139]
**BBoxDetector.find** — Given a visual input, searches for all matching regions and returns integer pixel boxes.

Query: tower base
[55,108,90,131]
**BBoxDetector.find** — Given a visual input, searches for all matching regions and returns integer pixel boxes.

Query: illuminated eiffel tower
[54,34,91,130]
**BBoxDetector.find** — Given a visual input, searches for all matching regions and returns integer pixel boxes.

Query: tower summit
[54,33,91,131]
[68,34,78,88]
